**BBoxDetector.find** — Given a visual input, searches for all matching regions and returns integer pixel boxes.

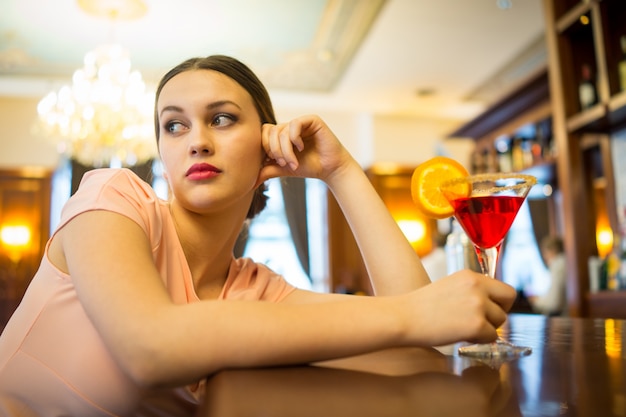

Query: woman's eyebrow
[205,100,242,111]
[159,100,242,118]
[159,105,183,118]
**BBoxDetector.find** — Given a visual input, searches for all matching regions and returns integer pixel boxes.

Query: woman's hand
[257,114,433,295]
[402,270,517,347]
[257,115,354,183]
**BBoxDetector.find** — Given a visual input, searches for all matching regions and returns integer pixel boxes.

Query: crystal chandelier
[36,0,156,168]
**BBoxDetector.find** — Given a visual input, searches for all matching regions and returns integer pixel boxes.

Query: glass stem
[473,244,501,278]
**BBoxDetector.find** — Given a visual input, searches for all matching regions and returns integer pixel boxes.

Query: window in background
[50,158,72,233]
[501,199,550,296]
[243,178,328,292]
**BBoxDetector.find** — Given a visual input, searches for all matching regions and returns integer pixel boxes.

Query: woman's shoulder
[71,168,160,205]
[79,168,155,195]
[59,168,165,238]
[223,257,296,302]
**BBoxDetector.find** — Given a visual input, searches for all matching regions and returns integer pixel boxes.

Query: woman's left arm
[259,115,431,295]
[324,158,431,294]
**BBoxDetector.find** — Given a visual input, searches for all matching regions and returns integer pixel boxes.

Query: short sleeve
[57,168,163,248]
[221,258,297,302]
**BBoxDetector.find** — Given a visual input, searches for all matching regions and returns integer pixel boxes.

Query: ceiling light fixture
[496,0,513,10]
[36,0,156,168]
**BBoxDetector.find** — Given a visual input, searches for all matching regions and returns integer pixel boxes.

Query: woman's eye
[211,113,236,127]
[165,121,186,134]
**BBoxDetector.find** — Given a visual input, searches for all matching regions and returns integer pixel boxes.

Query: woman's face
[156,69,265,214]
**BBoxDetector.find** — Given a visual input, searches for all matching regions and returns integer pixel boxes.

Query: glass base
[458,338,532,360]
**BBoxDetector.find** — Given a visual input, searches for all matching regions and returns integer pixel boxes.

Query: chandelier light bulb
[37,43,157,168]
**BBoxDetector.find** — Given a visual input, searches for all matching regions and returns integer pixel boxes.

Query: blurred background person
[529,236,567,316]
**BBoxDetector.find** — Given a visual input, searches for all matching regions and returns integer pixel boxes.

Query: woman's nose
[188,128,214,155]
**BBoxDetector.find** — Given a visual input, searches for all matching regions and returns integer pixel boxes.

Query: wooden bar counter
[197,314,626,417]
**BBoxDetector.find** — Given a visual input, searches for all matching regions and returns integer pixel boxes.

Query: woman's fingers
[278,125,300,170]
[470,278,516,343]
[412,272,517,346]
[262,122,303,171]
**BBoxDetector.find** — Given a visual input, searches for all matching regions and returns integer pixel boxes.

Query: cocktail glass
[439,172,537,359]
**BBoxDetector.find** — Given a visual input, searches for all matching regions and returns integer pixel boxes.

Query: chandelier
[36,0,156,168]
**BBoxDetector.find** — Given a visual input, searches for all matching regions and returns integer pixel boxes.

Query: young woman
[0,55,516,416]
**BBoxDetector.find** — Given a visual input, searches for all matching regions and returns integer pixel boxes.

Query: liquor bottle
[619,35,626,92]
[445,220,480,274]
[608,251,620,291]
[495,136,512,172]
[511,136,524,172]
[579,64,598,110]
[619,239,626,290]
[445,220,465,274]
[605,233,623,291]
[618,216,626,290]
[521,137,534,169]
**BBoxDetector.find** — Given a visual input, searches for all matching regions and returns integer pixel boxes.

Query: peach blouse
[0,168,296,417]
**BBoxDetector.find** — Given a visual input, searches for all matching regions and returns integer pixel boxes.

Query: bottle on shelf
[619,35,626,93]
[579,63,598,110]
[608,241,621,291]
[535,119,550,161]
[619,240,626,291]
[618,213,626,290]
[445,220,465,274]
[601,230,626,291]
[511,136,524,172]
[445,219,480,274]
[521,137,534,169]
[495,135,512,172]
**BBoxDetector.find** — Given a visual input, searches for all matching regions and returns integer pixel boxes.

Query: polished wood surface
[198,314,626,417]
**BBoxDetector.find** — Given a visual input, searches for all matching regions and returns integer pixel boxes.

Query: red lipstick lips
[186,163,221,180]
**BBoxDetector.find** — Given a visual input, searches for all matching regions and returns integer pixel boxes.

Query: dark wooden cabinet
[0,167,52,328]
[543,0,626,318]
[454,0,626,318]
[450,70,555,177]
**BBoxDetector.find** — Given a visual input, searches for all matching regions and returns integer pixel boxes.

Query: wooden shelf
[543,0,626,318]
[566,103,607,132]
[449,70,550,141]
[555,2,592,34]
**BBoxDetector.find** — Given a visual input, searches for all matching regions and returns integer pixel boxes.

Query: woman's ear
[255,159,281,188]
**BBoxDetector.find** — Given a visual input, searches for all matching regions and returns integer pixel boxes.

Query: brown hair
[154,55,273,219]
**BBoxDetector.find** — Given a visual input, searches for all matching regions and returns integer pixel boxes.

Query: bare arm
[259,115,430,295]
[325,160,430,294]
[60,210,514,388]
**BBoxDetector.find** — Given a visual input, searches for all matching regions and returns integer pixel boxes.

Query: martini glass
[439,172,537,359]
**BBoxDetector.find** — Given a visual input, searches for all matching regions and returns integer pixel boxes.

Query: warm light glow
[397,219,427,244]
[0,225,31,248]
[605,319,622,359]
[37,43,156,167]
[596,228,613,258]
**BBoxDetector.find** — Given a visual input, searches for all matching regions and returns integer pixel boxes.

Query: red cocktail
[440,173,537,359]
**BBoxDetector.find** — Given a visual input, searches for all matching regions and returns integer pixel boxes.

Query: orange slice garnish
[410,156,470,219]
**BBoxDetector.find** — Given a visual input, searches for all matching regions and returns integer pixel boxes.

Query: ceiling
[0,0,547,125]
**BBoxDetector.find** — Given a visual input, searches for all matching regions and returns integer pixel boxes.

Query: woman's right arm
[59,210,514,389]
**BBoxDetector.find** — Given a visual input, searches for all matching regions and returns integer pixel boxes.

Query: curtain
[280,177,311,279]
[70,160,95,195]
[528,198,551,267]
